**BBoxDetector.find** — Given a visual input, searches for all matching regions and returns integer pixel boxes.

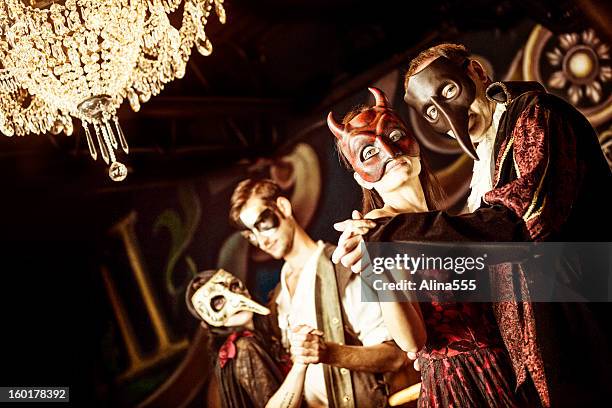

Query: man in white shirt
[229,178,410,407]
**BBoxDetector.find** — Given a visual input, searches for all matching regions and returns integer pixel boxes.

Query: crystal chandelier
[0,0,226,181]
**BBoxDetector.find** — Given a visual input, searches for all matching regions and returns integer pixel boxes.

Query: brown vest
[266,245,394,407]
[315,244,388,408]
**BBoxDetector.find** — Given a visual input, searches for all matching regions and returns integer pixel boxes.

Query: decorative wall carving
[524,25,612,127]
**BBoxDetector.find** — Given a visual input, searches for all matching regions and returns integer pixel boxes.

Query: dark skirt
[418,346,540,408]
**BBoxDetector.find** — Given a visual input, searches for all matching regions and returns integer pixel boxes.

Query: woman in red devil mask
[328,88,540,408]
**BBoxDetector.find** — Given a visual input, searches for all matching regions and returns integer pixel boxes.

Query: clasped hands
[289,324,420,371]
[289,325,327,365]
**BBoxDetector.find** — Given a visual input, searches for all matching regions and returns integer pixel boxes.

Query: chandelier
[0,0,226,181]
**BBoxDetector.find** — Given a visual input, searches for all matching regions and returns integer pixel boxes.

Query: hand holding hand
[289,325,327,365]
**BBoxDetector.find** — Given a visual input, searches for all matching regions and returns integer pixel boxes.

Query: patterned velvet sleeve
[483,95,577,241]
[233,336,284,408]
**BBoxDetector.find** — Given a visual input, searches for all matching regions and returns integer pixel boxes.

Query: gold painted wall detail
[524,25,612,127]
[102,212,188,382]
[598,125,612,170]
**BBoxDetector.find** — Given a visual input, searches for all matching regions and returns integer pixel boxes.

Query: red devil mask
[328,87,420,183]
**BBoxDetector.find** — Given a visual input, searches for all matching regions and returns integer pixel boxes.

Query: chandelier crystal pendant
[0,0,226,181]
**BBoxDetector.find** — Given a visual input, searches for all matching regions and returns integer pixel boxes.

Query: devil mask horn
[368,87,390,108]
[327,112,345,140]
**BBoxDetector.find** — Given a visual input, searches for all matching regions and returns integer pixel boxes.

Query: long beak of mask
[430,97,479,160]
[190,269,270,327]
[226,291,271,316]
[404,56,480,161]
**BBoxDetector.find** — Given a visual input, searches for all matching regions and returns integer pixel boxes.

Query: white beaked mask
[190,269,270,327]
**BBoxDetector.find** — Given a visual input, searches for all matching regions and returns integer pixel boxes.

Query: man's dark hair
[229,178,282,229]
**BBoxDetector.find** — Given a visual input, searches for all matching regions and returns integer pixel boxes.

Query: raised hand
[332,210,376,273]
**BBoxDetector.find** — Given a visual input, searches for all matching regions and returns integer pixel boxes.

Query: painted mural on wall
[521,25,612,171]
[523,26,612,126]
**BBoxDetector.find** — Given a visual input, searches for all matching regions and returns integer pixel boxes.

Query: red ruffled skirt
[418,346,539,408]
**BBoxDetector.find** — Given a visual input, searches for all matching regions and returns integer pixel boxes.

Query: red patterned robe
[369,81,612,408]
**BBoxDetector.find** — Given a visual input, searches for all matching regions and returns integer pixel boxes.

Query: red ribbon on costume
[278,352,292,377]
[218,330,254,368]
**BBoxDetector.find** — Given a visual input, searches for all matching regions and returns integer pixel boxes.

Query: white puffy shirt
[466,103,507,213]
[275,241,391,407]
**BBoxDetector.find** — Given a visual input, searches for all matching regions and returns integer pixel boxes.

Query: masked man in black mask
[333,43,612,408]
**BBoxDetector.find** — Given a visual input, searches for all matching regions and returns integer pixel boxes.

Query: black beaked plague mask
[404,56,479,160]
